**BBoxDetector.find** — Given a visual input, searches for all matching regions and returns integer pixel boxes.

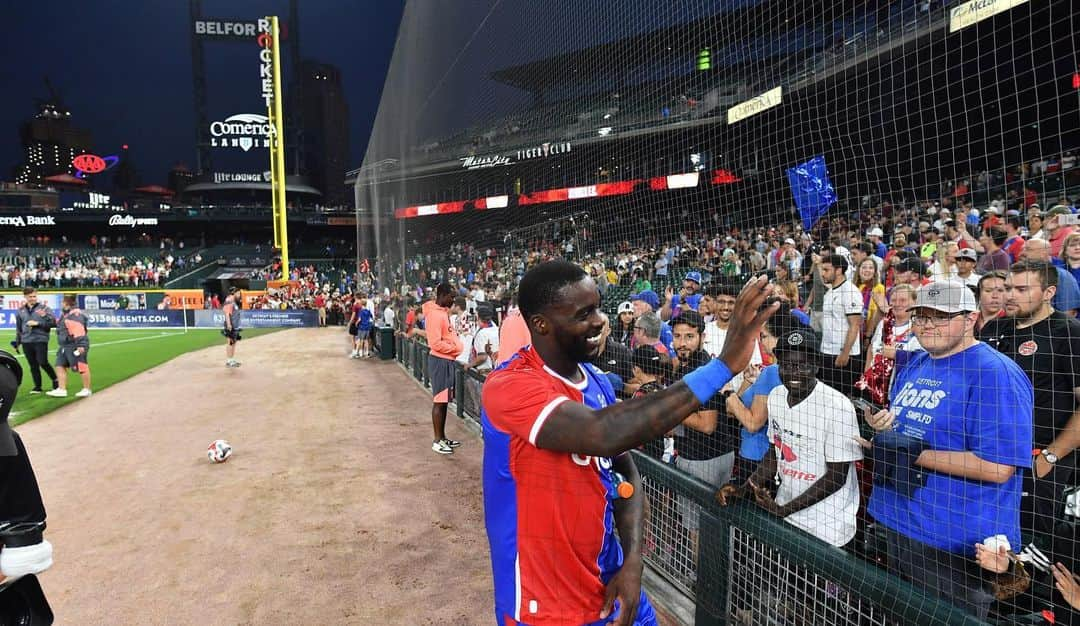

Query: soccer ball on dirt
[207,439,233,463]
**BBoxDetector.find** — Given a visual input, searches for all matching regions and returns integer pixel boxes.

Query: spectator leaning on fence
[865,280,1033,620]
[980,261,1080,599]
[718,325,863,549]
[669,309,736,562]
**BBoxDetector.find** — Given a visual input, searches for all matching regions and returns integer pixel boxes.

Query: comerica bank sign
[209,114,274,151]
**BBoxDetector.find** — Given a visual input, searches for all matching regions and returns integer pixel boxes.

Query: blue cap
[630,290,660,310]
[684,271,703,284]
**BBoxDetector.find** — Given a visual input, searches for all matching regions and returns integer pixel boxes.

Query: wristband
[681,359,734,405]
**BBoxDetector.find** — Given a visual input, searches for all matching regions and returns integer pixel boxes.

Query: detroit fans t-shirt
[481,346,651,625]
[766,383,862,546]
[868,343,1032,553]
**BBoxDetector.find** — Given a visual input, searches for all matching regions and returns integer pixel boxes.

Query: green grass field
[1,328,280,426]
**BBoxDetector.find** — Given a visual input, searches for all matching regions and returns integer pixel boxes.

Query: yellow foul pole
[264,16,289,280]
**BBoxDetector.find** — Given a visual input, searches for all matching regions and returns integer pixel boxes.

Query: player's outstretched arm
[535,276,778,457]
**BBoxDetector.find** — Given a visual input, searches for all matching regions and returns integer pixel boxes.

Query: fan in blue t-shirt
[864,280,1033,620]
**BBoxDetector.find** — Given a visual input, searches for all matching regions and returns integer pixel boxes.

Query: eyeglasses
[912,312,968,327]
[777,360,816,373]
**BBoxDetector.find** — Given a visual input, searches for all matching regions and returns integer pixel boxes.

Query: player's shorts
[495,590,658,625]
[358,325,372,338]
[428,354,456,404]
[55,346,89,373]
[222,328,242,344]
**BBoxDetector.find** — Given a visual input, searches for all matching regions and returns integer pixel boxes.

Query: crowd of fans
[0,246,200,289]
[380,174,1080,623]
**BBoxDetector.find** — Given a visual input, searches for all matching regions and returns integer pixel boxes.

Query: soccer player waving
[480,261,776,625]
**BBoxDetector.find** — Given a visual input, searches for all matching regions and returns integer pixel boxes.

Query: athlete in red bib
[481,261,775,625]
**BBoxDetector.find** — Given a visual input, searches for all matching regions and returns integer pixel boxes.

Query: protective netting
[364,1,1080,623]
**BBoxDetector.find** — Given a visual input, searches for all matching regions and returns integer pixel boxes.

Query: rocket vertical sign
[259,16,289,279]
[256,20,275,110]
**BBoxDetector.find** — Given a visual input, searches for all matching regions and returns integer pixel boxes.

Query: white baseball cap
[617,301,634,314]
[915,280,977,313]
[866,227,884,238]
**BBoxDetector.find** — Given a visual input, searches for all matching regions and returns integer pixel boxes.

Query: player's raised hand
[718,275,778,374]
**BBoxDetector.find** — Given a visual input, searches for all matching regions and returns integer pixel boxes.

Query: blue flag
[786,155,837,231]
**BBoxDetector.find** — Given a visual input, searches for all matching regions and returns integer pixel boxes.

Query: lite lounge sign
[0,216,55,227]
[209,114,273,151]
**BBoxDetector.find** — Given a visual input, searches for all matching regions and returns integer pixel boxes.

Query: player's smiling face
[543,278,605,362]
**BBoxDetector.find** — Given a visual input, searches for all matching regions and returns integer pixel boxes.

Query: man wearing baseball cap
[718,326,863,550]
[954,248,981,288]
[660,271,704,321]
[630,290,674,354]
[865,280,1033,619]
[1045,205,1076,258]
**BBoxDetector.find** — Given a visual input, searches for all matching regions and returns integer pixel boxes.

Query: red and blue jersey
[481,346,654,625]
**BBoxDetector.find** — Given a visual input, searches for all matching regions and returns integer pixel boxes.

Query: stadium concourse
[13,327,500,624]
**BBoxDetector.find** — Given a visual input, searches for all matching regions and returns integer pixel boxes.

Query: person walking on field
[13,287,59,395]
[47,294,91,398]
[425,283,463,455]
[222,287,242,368]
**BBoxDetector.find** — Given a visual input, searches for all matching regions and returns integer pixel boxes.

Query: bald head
[1021,238,1051,262]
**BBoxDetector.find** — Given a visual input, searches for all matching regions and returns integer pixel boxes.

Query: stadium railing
[392,334,994,626]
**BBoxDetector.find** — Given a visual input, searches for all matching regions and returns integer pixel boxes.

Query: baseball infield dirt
[14,328,492,625]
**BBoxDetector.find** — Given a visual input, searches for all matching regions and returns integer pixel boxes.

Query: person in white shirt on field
[717,326,862,548]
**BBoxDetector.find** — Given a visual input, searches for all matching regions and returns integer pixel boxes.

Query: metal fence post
[695,510,729,626]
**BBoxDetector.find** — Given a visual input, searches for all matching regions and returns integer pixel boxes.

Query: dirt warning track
[14,328,491,625]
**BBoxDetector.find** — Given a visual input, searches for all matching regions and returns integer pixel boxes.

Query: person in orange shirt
[423,283,464,455]
[496,294,530,367]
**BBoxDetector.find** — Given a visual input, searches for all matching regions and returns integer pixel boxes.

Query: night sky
[0,0,404,185]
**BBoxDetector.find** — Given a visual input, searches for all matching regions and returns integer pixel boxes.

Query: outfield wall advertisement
[86,310,188,328]
[79,293,148,311]
[193,309,317,328]
[0,309,319,329]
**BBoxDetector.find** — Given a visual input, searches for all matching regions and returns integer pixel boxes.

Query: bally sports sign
[108,215,159,228]
[209,113,274,151]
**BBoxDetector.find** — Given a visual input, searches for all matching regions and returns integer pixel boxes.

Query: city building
[299,60,349,206]
[13,99,93,186]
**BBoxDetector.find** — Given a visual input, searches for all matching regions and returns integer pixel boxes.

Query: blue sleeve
[660,322,675,354]
[966,354,1033,468]
[1053,269,1080,311]
[791,309,811,326]
[740,365,781,406]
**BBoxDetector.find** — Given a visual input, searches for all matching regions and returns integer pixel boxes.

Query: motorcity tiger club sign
[209,113,273,151]
[460,141,571,170]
